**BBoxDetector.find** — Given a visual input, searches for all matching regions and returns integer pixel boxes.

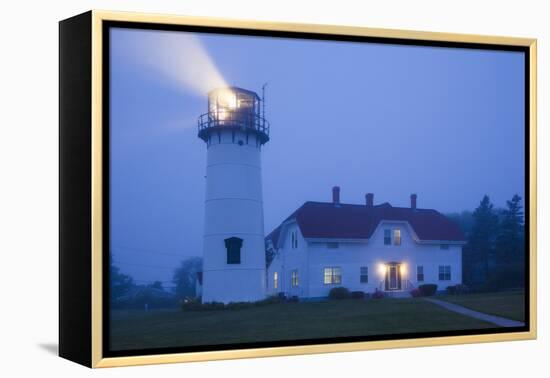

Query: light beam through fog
[112,28,227,96]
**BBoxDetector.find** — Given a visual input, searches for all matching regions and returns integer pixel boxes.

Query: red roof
[266,201,465,247]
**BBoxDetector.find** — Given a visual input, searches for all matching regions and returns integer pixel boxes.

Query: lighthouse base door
[385,263,402,291]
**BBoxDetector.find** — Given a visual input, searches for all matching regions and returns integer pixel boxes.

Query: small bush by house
[329,287,351,300]
[226,301,254,310]
[410,288,422,298]
[182,295,284,311]
[351,291,365,299]
[446,284,469,295]
[256,295,284,305]
[418,284,438,297]
[181,297,202,311]
[372,289,385,299]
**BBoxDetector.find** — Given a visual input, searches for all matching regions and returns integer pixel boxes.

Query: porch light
[378,264,387,276]
[400,264,407,275]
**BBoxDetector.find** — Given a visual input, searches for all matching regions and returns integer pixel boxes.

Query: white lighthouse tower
[197,87,270,303]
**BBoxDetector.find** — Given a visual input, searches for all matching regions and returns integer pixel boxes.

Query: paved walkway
[424,298,525,328]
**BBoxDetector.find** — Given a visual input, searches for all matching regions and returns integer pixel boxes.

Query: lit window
[393,229,401,246]
[438,265,451,281]
[327,242,339,249]
[384,229,391,245]
[417,266,424,282]
[291,270,299,287]
[440,244,450,250]
[323,267,342,285]
[273,272,278,289]
[360,267,369,283]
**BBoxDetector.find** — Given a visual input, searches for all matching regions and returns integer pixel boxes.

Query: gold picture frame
[59,10,537,368]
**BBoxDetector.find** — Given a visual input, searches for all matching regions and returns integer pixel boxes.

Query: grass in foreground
[436,290,525,322]
[110,297,495,351]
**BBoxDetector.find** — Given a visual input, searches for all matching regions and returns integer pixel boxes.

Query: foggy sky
[109,28,525,286]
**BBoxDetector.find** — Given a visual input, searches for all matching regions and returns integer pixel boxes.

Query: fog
[109,28,525,286]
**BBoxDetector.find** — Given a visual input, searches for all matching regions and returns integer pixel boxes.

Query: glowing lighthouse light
[198,86,270,304]
[200,87,268,137]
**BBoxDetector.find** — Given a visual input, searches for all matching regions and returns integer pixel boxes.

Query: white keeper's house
[266,187,466,299]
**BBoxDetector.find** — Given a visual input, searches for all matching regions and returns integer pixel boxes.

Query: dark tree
[496,194,524,263]
[110,253,134,300]
[463,195,498,288]
[172,257,202,298]
[147,280,164,291]
[494,194,525,288]
[446,210,474,237]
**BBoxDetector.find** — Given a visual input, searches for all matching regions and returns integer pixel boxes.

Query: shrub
[329,287,351,300]
[455,284,469,295]
[226,301,254,310]
[201,301,226,311]
[410,288,422,298]
[447,284,469,295]
[418,284,438,297]
[255,295,283,306]
[288,295,299,302]
[181,298,202,311]
[351,291,365,299]
[372,289,385,299]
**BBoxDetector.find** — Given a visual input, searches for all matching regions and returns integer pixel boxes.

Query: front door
[385,263,402,291]
[389,265,398,289]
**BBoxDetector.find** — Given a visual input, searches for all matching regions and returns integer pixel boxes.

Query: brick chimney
[332,186,340,206]
[366,193,374,207]
[411,193,417,209]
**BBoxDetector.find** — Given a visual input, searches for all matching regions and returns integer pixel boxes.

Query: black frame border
[101,20,531,359]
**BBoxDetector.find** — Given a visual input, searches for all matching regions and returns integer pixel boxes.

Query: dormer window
[384,229,401,245]
[384,229,391,245]
[393,229,401,246]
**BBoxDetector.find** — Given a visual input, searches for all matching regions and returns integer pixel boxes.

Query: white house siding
[268,220,463,299]
[267,222,309,298]
[307,241,380,297]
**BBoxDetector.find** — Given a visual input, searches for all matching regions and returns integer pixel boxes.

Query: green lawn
[437,290,525,322]
[110,298,496,351]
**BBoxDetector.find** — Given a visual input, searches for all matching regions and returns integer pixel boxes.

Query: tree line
[447,194,525,291]
[110,254,202,308]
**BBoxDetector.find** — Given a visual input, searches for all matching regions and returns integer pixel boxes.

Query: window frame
[384,229,391,245]
[273,271,278,289]
[438,265,451,281]
[323,267,342,285]
[291,270,299,287]
[360,266,369,283]
[393,229,401,246]
[291,230,298,249]
[417,265,424,282]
